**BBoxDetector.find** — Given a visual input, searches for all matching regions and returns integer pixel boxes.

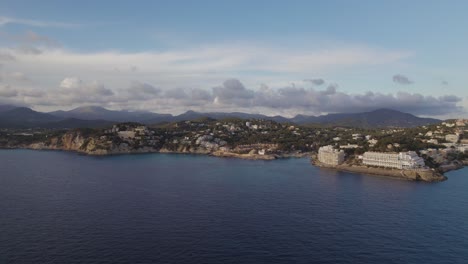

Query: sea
[1,149,467,264]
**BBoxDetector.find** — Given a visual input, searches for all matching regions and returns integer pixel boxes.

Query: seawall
[313,159,447,182]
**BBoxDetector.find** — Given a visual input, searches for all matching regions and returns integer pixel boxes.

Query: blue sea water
[0,149,467,264]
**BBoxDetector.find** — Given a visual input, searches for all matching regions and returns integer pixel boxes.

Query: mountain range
[0,105,441,129]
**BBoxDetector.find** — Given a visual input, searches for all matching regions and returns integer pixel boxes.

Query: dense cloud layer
[0,77,464,117]
[0,84,18,97]
[213,79,254,106]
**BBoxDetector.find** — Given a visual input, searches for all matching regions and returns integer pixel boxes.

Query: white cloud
[0,39,463,117]
[9,71,29,81]
[0,43,413,109]
[1,44,411,81]
[0,51,15,61]
[60,77,82,89]
[0,16,78,28]
[0,84,18,97]
[51,77,114,105]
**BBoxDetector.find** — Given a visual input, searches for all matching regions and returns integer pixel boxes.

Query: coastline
[311,157,449,182]
[0,145,312,161]
[1,145,463,183]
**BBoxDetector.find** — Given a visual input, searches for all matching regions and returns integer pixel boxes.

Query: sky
[0,0,467,118]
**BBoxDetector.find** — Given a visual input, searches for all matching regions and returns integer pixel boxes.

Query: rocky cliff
[28,130,157,155]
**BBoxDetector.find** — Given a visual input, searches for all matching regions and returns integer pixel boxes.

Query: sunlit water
[1,149,467,264]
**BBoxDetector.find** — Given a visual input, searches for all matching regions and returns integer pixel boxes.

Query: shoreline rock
[211,151,277,160]
[1,145,312,161]
[438,161,465,173]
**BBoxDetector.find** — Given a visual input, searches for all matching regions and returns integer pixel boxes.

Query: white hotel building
[318,145,345,165]
[362,151,425,170]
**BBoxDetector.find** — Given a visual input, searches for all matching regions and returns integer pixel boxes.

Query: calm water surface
[1,149,467,264]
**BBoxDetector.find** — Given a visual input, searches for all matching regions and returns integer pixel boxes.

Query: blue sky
[0,0,466,117]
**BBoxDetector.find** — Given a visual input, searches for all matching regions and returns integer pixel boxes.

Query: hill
[0,107,62,128]
[49,106,171,123]
[0,105,441,129]
[310,109,440,128]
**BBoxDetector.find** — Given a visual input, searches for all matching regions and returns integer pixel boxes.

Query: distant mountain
[289,114,319,124]
[41,118,116,129]
[0,106,114,129]
[50,106,171,123]
[170,110,290,123]
[49,107,286,124]
[0,107,62,128]
[0,104,441,129]
[0,104,20,113]
[305,109,440,128]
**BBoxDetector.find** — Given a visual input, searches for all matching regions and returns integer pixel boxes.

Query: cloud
[125,81,160,100]
[211,79,462,116]
[439,95,460,103]
[164,87,189,100]
[0,85,18,97]
[0,77,463,117]
[8,72,29,81]
[304,78,325,86]
[20,88,45,98]
[59,77,82,89]
[163,87,213,107]
[0,43,414,112]
[49,77,115,105]
[191,88,212,101]
[0,51,15,61]
[322,84,337,95]
[2,30,58,46]
[15,46,43,55]
[392,74,413,85]
[0,31,58,55]
[213,79,254,106]
[441,80,448,85]
[0,39,461,116]
[0,16,78,28]
[0,44,411,83]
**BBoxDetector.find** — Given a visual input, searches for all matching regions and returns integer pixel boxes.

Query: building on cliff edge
[362,151,425,169]
[318,145,345,165]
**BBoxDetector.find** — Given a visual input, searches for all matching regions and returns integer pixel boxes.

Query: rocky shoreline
[1,143,313,161]
[1,129,463,182]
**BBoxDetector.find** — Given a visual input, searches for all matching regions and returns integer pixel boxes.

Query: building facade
[318,145,345,165]
[445,134,460,143]
[362,151,425,169]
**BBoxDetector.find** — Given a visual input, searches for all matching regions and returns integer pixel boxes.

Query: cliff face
[61,132,85,150]
[29,131,116,155]
[400,169,447,182]
[29,131,81,153]
[26,130,213,156]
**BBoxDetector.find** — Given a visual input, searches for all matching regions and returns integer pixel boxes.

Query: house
[445,134,459,143]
